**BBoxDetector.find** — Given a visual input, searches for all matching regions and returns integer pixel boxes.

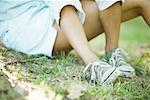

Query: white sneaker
[108,48,135,77]
[84,61,120,85]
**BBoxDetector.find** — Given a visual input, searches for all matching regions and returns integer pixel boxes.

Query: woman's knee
[60,5,77,23]
[61,5,76,15]
[122,0,145,15]
[81,1,103,39]
[136,0,150,18]
[139,0,150,7]
[136,0,150,11]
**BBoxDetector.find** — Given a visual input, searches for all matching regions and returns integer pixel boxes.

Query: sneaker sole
[119,70,135,77]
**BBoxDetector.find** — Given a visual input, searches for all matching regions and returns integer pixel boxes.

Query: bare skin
[53,0,150,65]
[99,2,121,53]
[99,0,150,53]
[60,6,99,64]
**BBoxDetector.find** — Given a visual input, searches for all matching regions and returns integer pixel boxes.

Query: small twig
[146,84,150,90]
[134,75,145,88]
[0,63,17,87]
[0,62,28,96]
[0,56,47,87]
[0,56,47,68]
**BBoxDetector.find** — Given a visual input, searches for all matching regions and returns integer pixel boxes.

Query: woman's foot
[104,48,135,78]
[84,60,120,85]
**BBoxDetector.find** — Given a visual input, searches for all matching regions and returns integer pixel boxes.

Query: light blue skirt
[0,1,57,57]
[0,0,85,57]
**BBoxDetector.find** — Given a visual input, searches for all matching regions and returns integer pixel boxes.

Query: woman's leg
[98,0,150,53]
[53,0,150,59]
[99,2,122,53]
[53,5,121,84]
[54,5,99,64]
[142,1,150,26]
[122,0,150,26]
[81,0,149,40]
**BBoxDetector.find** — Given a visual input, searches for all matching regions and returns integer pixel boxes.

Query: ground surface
[0,17,150,100]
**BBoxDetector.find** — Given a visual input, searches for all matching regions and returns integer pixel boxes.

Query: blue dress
[0,0,57,57]
[0,0,85,57]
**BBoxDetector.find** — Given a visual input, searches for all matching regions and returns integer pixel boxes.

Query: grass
[0,17,150,100]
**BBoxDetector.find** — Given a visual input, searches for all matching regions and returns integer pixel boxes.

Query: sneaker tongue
[104,49,116,62]
[116,60,126,66]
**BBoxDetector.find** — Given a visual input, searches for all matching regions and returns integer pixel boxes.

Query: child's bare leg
[99,2,122,53]
[55,6,99,64]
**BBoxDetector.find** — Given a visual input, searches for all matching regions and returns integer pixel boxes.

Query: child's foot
[104,48,135,78]
[84,61,120,85]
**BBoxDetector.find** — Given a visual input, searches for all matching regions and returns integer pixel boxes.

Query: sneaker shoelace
[108,48,136,77]
[83,61,102,84]
[109,48,129,67]
[83,61,116,85]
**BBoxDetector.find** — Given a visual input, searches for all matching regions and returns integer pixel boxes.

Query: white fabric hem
[51,1,85,25]
[96,0,125,11]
